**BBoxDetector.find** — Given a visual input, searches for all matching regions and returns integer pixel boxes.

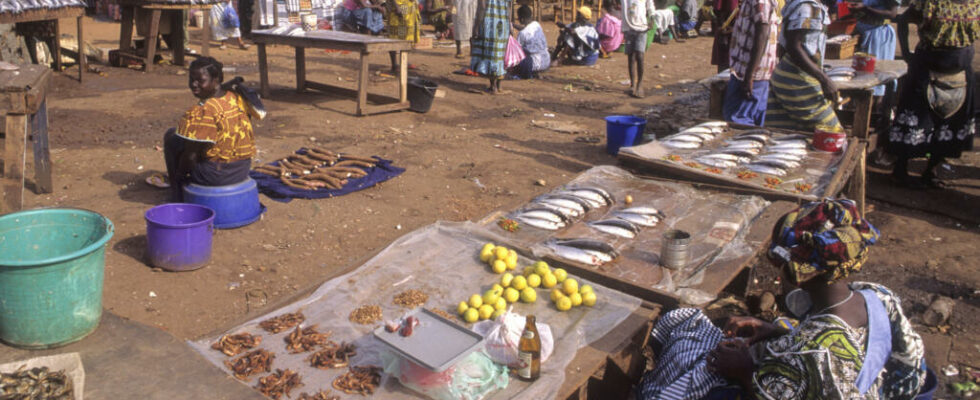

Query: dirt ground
[13,14,980,397]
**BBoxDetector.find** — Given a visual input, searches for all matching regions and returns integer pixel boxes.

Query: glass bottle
[517,315,541,381]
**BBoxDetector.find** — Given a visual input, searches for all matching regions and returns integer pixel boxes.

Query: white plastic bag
[382,351,508,400]
[473,309,554,367]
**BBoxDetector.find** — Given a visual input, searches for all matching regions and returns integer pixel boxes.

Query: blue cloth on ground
[248,149,405,203]
[723,76,770,126]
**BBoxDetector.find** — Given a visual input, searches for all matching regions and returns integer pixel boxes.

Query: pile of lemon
[549,277,596,311]
[479,243,519,273]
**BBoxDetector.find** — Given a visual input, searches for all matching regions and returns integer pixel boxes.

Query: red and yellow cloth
[177,90,255,162]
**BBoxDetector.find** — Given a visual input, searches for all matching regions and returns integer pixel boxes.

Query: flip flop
[145,173,170,188]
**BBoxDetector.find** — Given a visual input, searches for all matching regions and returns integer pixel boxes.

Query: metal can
[661,230,691,270]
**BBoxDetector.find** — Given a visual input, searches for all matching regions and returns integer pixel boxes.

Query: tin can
[661,230,691,270]
[814,128,847,152]
[852,52,876,73]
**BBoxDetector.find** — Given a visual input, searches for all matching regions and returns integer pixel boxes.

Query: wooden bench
[0,6,86,82]
[0,65,52,214]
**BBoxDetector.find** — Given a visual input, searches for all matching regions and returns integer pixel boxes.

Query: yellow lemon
[527,273,542,288]
[501,273,514,288]
[556,296,572,311]
[491,309,505,320]
[482,243,496,253]
[569,292,583,307]
[494,247,509,261]
[512,275,528,290]
[553,268,568,283]
[534,261,550,276]
[492,259,507,274]
[494,297,507,311]
[580,284,594,294]
[463,308,479,322]
[505,254,518,270]
[479,248,494,262]
[482,290,499,306]
[468,294,483,308]
[508,249,517,260]
[491,284,504,295]
[523,266,536,277]
[625,195,633,205]
[542,273,558,288]
[520,287,537,303]
[504,287,520,303]
[550,288,564,302]
[582,291,597,306]
[457,301,469,315]
[478,304,494,320]
[562,278,579,296]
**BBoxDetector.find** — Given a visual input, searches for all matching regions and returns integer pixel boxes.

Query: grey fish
[702,153,751,164]
[731,134,770,144]
[516,216,565,230]
[662,134,705,143]
[697,121,728,128]
[588,220,638,238]
[553,238,619,257]
[746,163,787,176]
[537,196,587,214]
[613,211,661,227]
[532,201,581,218]
[662,140,702,149]
[767,141,808,149]
[696,157,737,169]
[766,147,809,156]
[545,194,593,212]
[549,244,609,266]
[758,152,803,162]
[560,188,612,207]
[678,126,714,134]
[725,140,765,148]
[719,148,762,157]
[518,207,571,224]
[771,134,809,142]
[569,186,614,205]
[753,158,800,169]
[619,206,666,218]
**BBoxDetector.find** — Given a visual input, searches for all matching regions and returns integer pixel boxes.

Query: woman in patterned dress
[638,199,929,400]
[470,0,511,93]
[386,0,421,71]
[886,0,979,188]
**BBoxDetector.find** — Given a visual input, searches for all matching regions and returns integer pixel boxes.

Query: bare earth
[17,15,979,397]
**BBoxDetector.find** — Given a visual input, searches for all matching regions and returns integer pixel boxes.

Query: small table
[250,29,413,116]
[1,65,52,214]
[701,59,908,214]
[115,0,213,72]
[0,7,86,82]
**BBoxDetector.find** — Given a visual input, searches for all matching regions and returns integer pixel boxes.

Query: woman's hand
[820,77,839,101]
[708,339,754,388]
[723,316,784,344]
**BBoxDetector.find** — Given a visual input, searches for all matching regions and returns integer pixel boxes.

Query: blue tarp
[248,149,405,203]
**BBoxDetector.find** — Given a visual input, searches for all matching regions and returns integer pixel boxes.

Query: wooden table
[115,1,213,72]
[250,29,413,116]
[701,59,907,214]
[1,65,52,214]
[0,7,86,82]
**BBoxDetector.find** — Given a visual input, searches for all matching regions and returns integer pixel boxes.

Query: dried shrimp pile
[211,332,262,356]
[256,369,303,400]
[332,366,382,395]
[392,289,428,308]
[225,349,275,380]
[252,147,378,191]
[0,367,73,400]
[348,305,383,325]
[259,311,306,333]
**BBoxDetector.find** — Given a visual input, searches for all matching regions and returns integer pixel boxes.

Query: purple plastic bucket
[144,203,215,271]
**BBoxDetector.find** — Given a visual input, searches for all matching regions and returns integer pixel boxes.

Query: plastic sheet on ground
[489,166,768,304]
[191,221,642,400]
[619,123,850,198]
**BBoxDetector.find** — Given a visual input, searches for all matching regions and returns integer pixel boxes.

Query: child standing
[621,0,655,97]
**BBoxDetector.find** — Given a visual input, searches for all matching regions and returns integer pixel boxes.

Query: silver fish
[545,194,593,212]
[767,141,808,149]
[619,206,666,218]
[697,121,728,128]
[663,134,705,143]
[588,221,637,238]
[678,127,713,134]
[516,216,565,230]
[560,188,611,207]
[549,244,607,266]
[732,134,770,144]
[702,153,751,163]
[757,152,803,162]
[746,163,787,176]
[753,158,800,169]
[568,186,614,205]
[766,147,809,156]
[519,208,570,224]
[725,140,765,148]
[537,197,586,215]
[553,238,619,256]
[532,201,581,218]
[584,249,615,264]
[696,157,737,169]
[662,140,702,149]
[613,212,661,227]
[771,134,809,142]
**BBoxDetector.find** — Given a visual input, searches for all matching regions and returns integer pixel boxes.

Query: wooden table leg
[2,114,28,213]
[356,51,369,116]
[399,51,408,104]
[258,43,269,97]
[53,19,62,73]
[144,9,162,72]
[851,90,873,141]
[172,11,186,66]
[201,7,211,57]
[31,101,52,194]
[295,46,306,92]
[120,6,135,51]
[77,15,85,82]
[709,81,725,120]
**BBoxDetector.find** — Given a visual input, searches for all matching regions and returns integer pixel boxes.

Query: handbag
[504,35,526,69]
[221,2,241,29]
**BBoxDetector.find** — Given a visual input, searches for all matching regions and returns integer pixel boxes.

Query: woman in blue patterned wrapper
[636,199,929,400]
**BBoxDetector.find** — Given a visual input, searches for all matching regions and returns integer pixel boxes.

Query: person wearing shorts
[621,0,655,97]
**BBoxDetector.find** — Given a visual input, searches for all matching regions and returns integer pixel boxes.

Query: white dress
[453,0,477,41]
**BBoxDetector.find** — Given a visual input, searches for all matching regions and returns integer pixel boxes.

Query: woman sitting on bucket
[163,57,265,202]
[636,198,930,400]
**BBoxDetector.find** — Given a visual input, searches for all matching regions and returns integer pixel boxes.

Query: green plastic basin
[0,208,114,349]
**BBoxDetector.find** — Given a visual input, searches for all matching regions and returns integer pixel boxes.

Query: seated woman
[511,5,550,79]
[164,57,258,202]
[637,199,929,400]
[340,0,385,34]
[550,7,601,66]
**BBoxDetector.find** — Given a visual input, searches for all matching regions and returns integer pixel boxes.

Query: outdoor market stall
[113,0,217,71]
[0,0,86,82]
[251,26,413,116]
[0,64,53,214]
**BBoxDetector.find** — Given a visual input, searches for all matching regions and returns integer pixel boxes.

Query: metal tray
[372,308,485,372]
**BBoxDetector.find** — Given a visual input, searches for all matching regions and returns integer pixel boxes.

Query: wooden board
[0,6,83,24]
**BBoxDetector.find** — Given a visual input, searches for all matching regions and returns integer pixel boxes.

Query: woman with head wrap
[636,199,930,400]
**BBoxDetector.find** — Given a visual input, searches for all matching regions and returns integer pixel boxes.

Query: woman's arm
[784,29,837,100]
[472,0,487,38]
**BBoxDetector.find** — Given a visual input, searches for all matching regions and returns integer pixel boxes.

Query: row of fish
[513,187,614,230]
[586,207,666,238]
[660,121,729,150]
[545,238,620,267]
[688,130,812,176]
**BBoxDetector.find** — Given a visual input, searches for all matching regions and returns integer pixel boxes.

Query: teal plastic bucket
[0,208,114,349]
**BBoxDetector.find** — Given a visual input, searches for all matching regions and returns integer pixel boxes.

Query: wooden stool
[116,2,212,72]
[1,65,53,214]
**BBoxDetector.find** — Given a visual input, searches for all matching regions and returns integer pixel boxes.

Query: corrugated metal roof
[0,0,86,15]
[126,0,222,4]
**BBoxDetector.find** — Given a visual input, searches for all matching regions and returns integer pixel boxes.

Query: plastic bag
[504,36,525,69]
[382,351,509,400]
[221,2,241,29]
[473,310,553,367]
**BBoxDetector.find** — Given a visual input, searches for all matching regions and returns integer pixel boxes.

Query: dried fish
[349,305,383,325]
[393,289,429,308]
[225,349,275,380]
[256,369,303,400]
[211,332,263,357]
[259,311,306,333]
[285,325,333,353]
[297,390,341,400]
[333,366,382,395]
[0,367,73,400]
[309,342,358,369]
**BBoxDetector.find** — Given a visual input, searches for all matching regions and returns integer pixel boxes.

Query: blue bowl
[183,178,264,229]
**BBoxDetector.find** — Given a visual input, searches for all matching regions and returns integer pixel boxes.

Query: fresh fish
[588,220,638,238]
[553,238,619,257]
[518,208,571,224]
[619,206,666,218]
[516,216,565,230]
[565,186,614,205]
[557,191,602,208]
[697,121,728,128]
[560,188,611,207]
[753,158,800,169]
[532,201,581,218]
[583,249,615,264]
[696,157,737,169]
[731,134,770,144]
[767,141,808,149]
[536,196,587,215]
[678,127,713,135]
[719,147,762,157]
[702,153,751,164]
[771,134,809,142]
[614,212,661,227]
[738,129,771,135]
[725,140,765,148]
[758,152,804,162]
[686,131,716,141]
[662,134,705,143]
[746,163,787,176]
[545,194,593,212]
[766,147,809,156]
[662,140,702,149]
[549,244,608,266]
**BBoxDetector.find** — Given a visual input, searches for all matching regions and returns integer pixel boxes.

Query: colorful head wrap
[768,199,880,285]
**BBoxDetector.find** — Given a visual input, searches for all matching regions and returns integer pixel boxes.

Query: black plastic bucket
[407,78,438,113]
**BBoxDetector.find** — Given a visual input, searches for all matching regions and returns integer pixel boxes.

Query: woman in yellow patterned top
[164,57,256,202]
[385,0,420,71]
